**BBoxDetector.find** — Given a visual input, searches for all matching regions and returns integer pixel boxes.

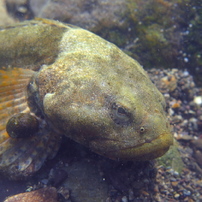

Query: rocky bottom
[2,68,202,202]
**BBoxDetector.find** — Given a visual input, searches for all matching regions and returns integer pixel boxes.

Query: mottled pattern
[0,19,173,179]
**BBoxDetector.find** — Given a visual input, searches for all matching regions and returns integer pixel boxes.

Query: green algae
[156,140,184,174]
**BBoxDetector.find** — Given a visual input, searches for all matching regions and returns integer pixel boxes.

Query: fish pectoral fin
[0,68,61,179]
[0,127,61,179]
[0,67,34,143]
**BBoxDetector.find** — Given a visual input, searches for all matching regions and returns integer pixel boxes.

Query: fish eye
[110,103,133,126]
[117,107,127,115]
[140,126,145,133]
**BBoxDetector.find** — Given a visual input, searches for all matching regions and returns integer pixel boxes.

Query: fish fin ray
[0,127,61,179]
[0,68,34,144]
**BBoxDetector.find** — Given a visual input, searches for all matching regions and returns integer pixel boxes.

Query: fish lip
[121,133,168,150]
[113,132,173,151]
[118,132,173,160]
[90,132,173,160]
[91,132,171,151]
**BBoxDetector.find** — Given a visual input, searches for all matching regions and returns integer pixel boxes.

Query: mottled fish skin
[0,18,173,179]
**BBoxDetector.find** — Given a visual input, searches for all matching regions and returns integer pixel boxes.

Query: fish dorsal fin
[0,67,34,143]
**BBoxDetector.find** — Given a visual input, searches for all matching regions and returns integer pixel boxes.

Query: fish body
[0,19,173,179]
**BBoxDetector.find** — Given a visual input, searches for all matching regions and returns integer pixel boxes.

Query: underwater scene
[0,0,202,201]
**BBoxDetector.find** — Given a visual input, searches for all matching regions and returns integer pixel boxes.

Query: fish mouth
[90,132,173,161]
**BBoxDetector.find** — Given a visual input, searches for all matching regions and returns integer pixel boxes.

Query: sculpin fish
[0,18,173,179]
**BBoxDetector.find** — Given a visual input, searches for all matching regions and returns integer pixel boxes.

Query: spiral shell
[6,113,39,138]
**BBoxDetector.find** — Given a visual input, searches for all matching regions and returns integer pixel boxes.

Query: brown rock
[0,0,17,26]
[4,187,58,202]
[171,181,179,187]
[5,0,33,20]
[29,0,128,31]
[193,150,202,168]
[160,75,177,93]
[191,139,202,150]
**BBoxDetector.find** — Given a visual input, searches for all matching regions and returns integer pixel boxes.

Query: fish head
[33,28,173,161]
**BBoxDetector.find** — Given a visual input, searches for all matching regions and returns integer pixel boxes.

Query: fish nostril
[145,139,152,143]
[154,109,160,114]
[140,126,145,134]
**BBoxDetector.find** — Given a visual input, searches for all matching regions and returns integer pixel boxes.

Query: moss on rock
[156,140,184,174]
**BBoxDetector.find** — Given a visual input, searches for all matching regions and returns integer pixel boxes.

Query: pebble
[194,96,202,106]
[148,68,202,201]
[57,187,70,200]
[171,181,178,187]
[174,193,180,199]
[48,167,68,187]
[121,196,128,202]
[128,189,134,200]
[183,190,191,196]
[161,75,177,92]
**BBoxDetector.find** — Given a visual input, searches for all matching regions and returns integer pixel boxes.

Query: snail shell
[6,113,39,138]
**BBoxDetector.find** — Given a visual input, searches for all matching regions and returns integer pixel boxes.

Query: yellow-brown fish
[0,18,173,179]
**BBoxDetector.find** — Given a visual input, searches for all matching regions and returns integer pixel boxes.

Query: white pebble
[184,57,189,62]
[183,70,189,77]
[121,196,128,202]
[194,96,202,105]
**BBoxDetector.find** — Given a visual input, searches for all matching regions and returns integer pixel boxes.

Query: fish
[0,18,173,179]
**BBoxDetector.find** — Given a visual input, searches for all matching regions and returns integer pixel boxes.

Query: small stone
[106,198,112,202]
[48,168,68,187]
[171,102,181,109]
[41,179,49,185]
[194,96,202,106]
[191,139,202,150]
[128,189,134,200]
[141,190,150,196]
[171,181,178,187]
[121,196,128,202]
[57,186,70,200]
[174,193,180,199]
[161,75,177,92]
[193,150,202,168]
[183,189,191,196]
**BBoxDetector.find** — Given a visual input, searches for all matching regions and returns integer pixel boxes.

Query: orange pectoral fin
[0,67,34,143]
[0,67,62,179]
